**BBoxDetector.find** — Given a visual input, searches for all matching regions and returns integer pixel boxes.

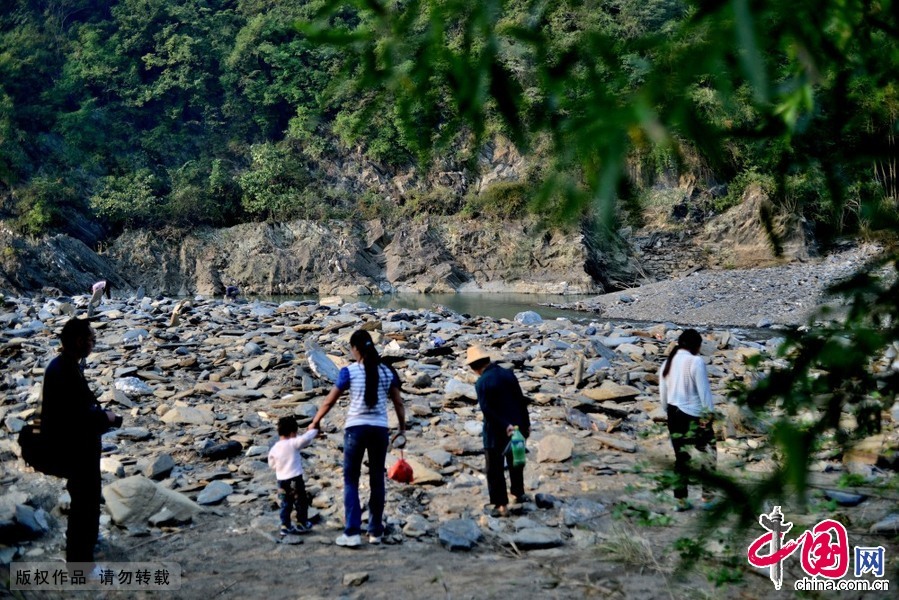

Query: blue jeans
[278,475,308,527]
[343,425,389,536]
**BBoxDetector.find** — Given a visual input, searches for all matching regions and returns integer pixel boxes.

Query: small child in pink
[268,417,318,536]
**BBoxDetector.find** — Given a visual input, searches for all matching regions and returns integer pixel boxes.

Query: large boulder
[102,476,202,528]
[438,519,483,551]
[536,435,574,463]
[160,406,215,426]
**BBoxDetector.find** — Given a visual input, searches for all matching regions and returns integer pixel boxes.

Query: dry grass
[596,526,673,574]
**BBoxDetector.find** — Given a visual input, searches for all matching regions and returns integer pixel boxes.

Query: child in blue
[268,417,318,536]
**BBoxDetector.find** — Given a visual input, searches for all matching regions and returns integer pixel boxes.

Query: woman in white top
[658,328,716,510]
[309,330,406,547]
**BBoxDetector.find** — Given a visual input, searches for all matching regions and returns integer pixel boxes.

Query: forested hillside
[0,0,896,246]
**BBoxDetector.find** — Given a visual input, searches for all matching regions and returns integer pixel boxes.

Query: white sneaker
[368,535,382,545]
[335,534,362,547]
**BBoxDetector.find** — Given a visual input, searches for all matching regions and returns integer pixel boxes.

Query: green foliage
[90,170,163,227]
[461,181,530,219]
[353,191,396,221]
[717,170,775,213]
[611,501,674,527]
[238,143,311,220]
[13,176,80,235]
[402,187,461,217]
[1,0,895,242]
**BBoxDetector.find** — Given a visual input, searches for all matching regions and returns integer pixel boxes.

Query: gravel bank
[567,244,887,328]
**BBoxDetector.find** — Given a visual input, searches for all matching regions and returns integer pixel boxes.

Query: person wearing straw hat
[466,346,530,517]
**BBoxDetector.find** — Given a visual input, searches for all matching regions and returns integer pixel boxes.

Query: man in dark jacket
[41,318,121,563]
[467,346,530,516]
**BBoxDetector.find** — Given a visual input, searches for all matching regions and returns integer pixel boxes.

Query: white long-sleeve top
[267,430,318,481]
[658,349,714,418]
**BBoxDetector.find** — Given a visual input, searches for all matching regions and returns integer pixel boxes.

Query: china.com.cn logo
[747,506,889,592]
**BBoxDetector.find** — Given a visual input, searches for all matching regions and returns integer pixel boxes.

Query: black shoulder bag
[18,419,69,478]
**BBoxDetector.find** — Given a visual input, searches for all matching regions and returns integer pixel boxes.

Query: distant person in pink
[87,280,111,318]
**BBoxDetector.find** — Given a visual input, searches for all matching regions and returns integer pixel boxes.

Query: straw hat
[465,346,492,366]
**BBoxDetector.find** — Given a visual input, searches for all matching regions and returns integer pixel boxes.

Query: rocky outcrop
[0,181,813,299]
[0,225,129,296]
[315,135,525,201]
[701,184,813,268]
[105,218,640,297]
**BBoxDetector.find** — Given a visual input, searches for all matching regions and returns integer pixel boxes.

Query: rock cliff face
[700,184,813,267]
[0,184,813,299]
[106,218,639,297]
[626,183,814,280]
[0,225,127,296]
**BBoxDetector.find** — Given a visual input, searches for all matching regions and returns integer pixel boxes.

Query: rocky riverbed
[1,293,897,599]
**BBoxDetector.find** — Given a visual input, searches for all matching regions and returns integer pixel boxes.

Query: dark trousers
[343,425,388,537]
[66,467,101,563]
[485,445,524,507]
[666,405,716,500]
[278,475,308,527]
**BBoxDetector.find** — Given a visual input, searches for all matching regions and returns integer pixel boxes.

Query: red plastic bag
[388,451,413,484]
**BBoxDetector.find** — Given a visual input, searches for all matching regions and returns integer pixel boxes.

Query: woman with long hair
[309,330,406,547]
[658,328,716,511]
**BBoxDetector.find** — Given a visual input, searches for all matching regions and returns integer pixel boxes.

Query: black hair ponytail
[661,328,702,377]
[350,329,381,408]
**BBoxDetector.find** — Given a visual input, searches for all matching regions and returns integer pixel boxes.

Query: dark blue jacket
[41,354,112,475]
[475,362,530,449]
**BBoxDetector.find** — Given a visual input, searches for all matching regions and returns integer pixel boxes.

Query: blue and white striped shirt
[336,363,399,429]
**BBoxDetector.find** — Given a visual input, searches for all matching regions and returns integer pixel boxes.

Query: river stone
[115,377,154,397]
[412,373,433,388]
[823,490,866,507]
[5,417,25,434]
[161,406,215,426]
[580,381,640,402]
[445,379,477,400]
[561,498,607,527]
[843,434,883,465]
[13,504,49,539]
[535,493,560,509]
[438,519,483,551]
[343,572,369,587]
[243,342,263,357]
[537,435,574,463]
[402,514,431,537]
[424,449,454,468]
[144,453,176,480]
[870,514,899,534]
[594,336,639,348]
[306,344,339,383]
[514,311,543,325]
[616,343,644,357]
[238,460,269,478]
[199,441,243,460]
[250,305,275,318]
[245,445,268,458]
[101,457,125,477]
[463,421,482,436]
[566,407,594,431]
[441,438,482,456]
[102,476,202,527]
[586,358,612,373]
[197,481,233,505]
[122,329,150,343]
[114,427,153,441]
[507,527,564,550]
